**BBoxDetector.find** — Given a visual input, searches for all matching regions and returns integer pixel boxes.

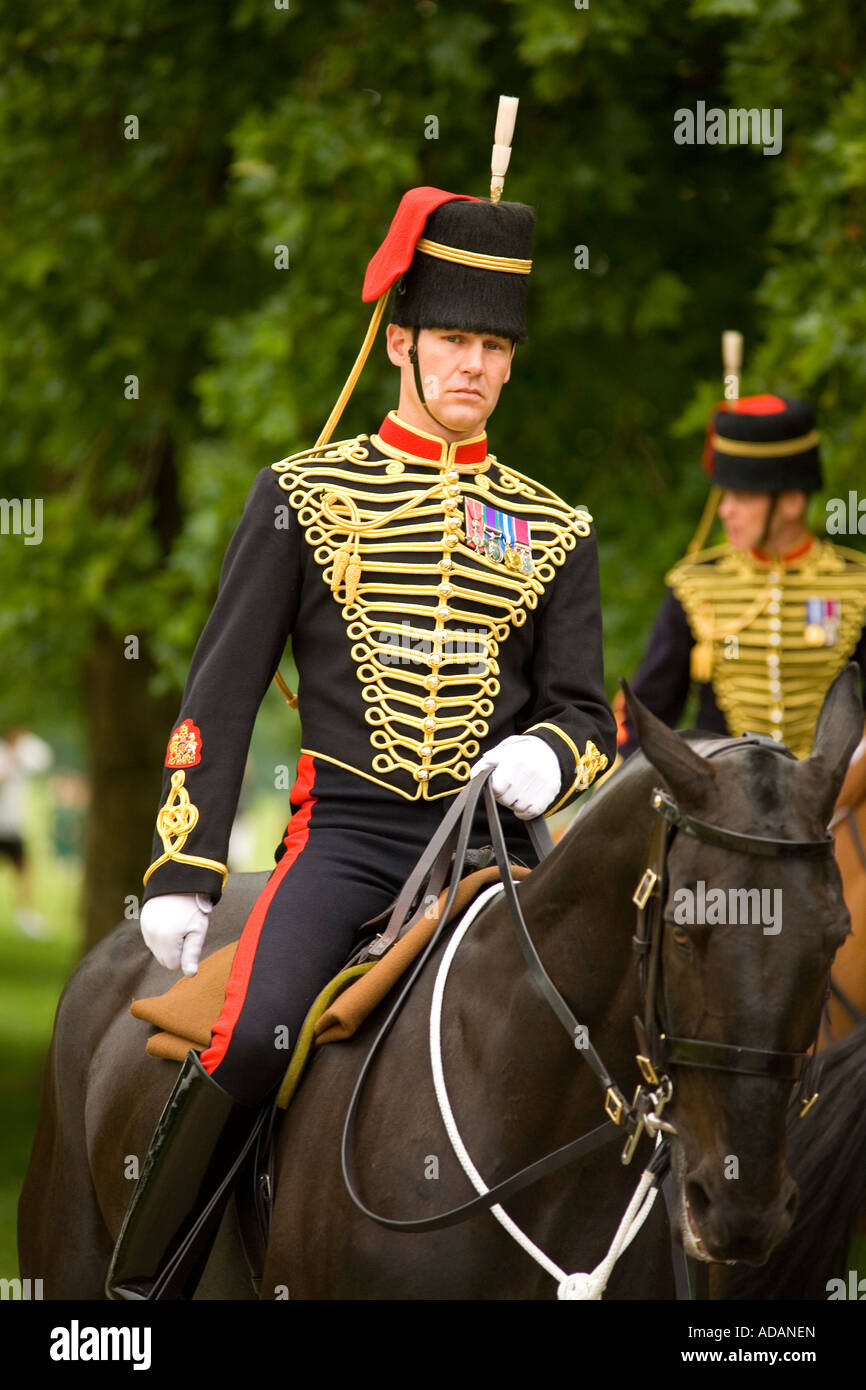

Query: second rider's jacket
[143,412,616,902]
[619,535,866,759]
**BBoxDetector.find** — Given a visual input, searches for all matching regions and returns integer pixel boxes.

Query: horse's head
[625,665,863,1266]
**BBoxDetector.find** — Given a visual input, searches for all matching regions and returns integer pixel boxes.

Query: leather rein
[340,739,835,1283]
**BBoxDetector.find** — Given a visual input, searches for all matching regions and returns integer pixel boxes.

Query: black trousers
[200,755,539,1103]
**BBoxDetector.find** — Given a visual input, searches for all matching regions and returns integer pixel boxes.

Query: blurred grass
[0,847,80,1279]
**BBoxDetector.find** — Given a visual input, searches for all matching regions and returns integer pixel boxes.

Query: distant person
[617,396,866,758]
[0,726,54,936]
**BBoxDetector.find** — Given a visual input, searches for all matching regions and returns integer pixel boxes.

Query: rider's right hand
[140,893,214,976]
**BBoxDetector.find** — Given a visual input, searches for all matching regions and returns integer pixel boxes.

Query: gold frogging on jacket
[143,770,229,889]
[273,436,594,798]
[668,539,866,759]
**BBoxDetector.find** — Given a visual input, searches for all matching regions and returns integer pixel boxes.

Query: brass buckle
[636,1053,660,1086]
[604,1086,626,1126]
[632,868,659,910]
[799,1090,819,1119]
[621,1086,645,1166]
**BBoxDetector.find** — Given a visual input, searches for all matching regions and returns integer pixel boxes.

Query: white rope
[429,883,661,1300]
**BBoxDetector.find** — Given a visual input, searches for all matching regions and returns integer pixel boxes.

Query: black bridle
[631,735,834,1112]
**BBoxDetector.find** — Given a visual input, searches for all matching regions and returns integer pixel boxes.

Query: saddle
[130,848,529,1067]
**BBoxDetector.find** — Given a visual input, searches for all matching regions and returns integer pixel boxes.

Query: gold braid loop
[322,481,445,603]
[143,770,229,888]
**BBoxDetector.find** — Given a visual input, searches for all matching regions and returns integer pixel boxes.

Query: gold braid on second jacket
[141,413,615,901]
[668,537,866,758]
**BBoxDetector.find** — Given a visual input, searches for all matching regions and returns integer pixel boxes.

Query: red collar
[375,411,489,468]
[750,535,815,568]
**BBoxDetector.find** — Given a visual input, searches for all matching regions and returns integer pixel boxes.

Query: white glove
[140,892,214,976]
[470,734,561,820]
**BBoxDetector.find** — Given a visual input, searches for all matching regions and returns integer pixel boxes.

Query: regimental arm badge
[465,499,534,576]
[146,717,227,888]
[165,719,203,768]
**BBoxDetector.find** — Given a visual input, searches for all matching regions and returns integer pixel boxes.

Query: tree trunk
[80,429,183,952]
[80,627,180,952]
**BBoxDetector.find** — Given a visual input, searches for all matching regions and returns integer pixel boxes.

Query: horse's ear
[798,664,865,823]
[621,679,714,803]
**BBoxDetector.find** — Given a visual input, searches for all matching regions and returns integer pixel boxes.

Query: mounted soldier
[107,99,616,1300]
[616,386,866,759]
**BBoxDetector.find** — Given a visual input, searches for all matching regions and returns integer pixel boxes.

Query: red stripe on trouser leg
[199,755,317,1074]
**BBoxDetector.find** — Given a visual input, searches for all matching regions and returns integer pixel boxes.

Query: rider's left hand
[470,734,561,820]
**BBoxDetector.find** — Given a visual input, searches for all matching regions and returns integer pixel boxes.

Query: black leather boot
[106,1050,262,1301]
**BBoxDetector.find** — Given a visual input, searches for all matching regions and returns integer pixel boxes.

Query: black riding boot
[106,1050,261,1301]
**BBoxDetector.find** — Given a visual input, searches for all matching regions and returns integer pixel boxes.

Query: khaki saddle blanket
[131,863,528,1109]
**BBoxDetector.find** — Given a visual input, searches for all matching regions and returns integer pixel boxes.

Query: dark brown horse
[19,671,863,1299]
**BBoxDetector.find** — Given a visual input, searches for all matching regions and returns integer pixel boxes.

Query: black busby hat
[389,198,536,343]
[710,395,822,493]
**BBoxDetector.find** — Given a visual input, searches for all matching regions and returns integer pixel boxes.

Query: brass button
[423,697,437,712]
[425,675,440,690]
[444,535,460,550]
[438,557,453,571]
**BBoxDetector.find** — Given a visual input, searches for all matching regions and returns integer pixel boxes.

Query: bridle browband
[632,734,833,1106]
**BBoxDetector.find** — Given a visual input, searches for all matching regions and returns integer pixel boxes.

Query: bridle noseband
[631,735,834,1116]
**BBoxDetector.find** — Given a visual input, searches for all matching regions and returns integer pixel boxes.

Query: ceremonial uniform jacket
[143,412,616,903]
[618,535,866,759]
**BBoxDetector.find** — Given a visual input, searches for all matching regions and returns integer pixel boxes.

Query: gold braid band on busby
[709,395,822,494]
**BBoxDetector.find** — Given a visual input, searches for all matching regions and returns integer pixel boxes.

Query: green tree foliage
[1,0,865,937]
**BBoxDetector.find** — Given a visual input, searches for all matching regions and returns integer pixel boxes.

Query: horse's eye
[671,927,690,949]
